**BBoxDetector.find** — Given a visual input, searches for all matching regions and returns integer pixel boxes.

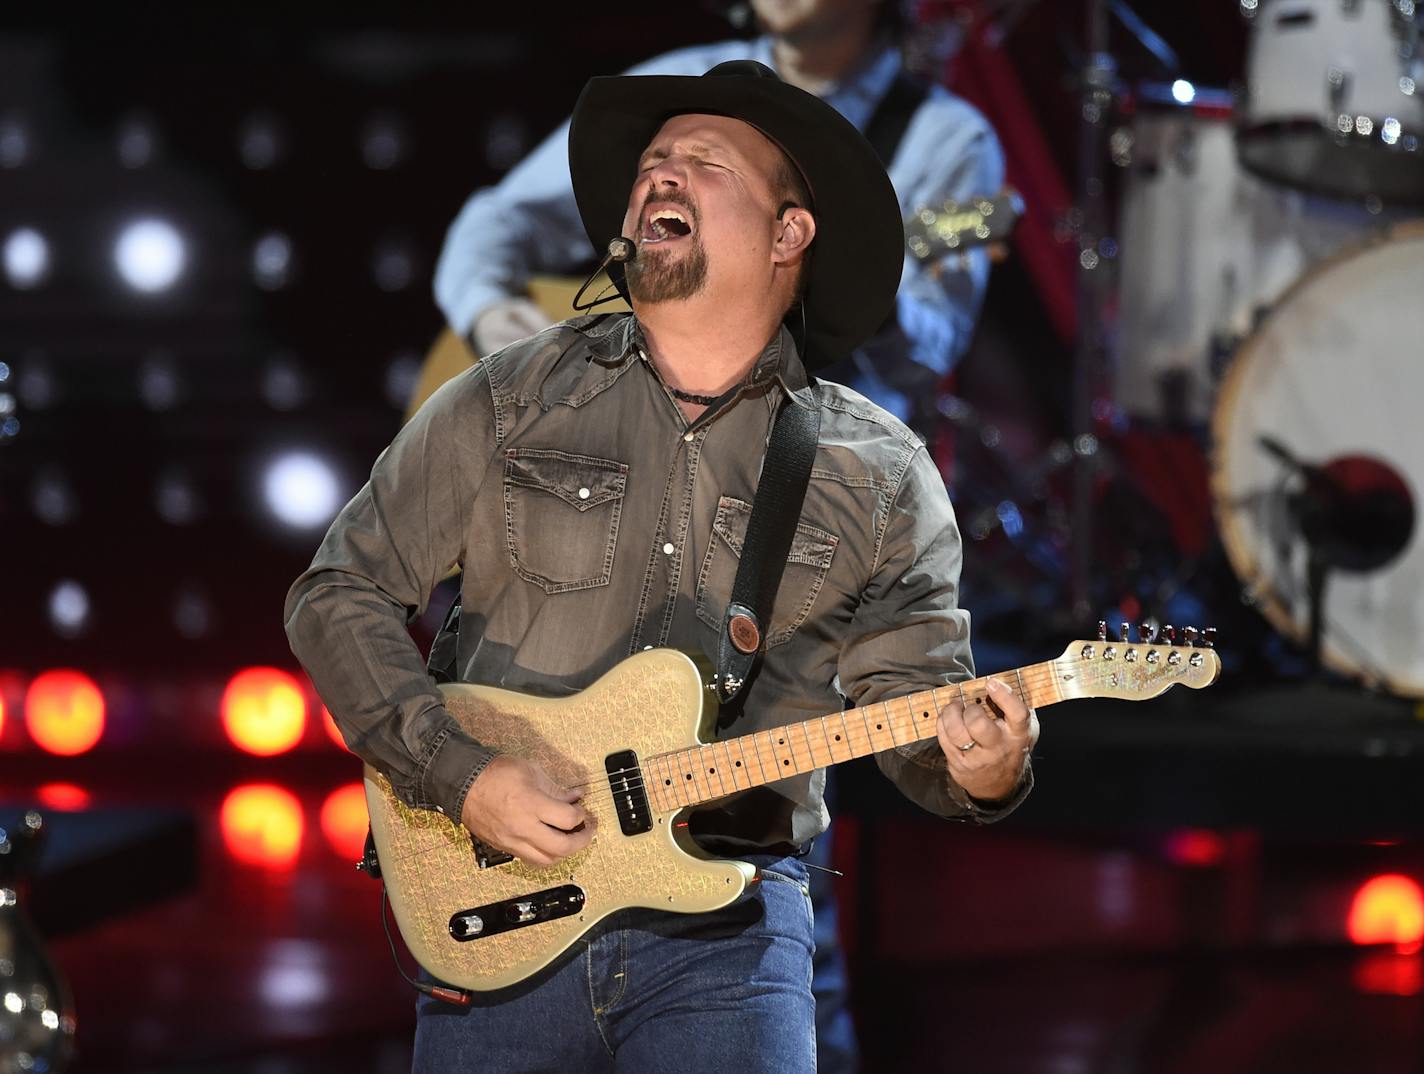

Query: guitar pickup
[605,749,653,837]
[448,885,585,942]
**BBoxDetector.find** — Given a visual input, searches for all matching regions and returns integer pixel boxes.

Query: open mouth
[641,206,694,244]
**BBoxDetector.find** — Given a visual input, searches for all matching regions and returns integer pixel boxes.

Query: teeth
[650,209,687,226]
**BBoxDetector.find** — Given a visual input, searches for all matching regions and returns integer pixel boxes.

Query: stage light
[221,668,307,756]
[320,705,350,751]
[372,243,413,292]
[0,115,29,169]
[252,231,292,290]
[1349,874,1424,952]
[36,783,92,811]
[262,451,341,530]
[16,354,55,410]
[32,468,77,526]
[1171,80,1196,105]
[238,112,283,170]
[47,580,90,638]
[484,115,528,172]
[3,227,50,289]
[383,350,420,410]
[114,218,186,293]
[1163,829,1226,867]
[220,784,303,869]
[116,114,157,169]
[320,783,369,861]
[260,352,307,410]
[360,111,407,170]
[155,468,200,525]
[138,351,181,410]
[25,670,105,756]
[172,586,213,639]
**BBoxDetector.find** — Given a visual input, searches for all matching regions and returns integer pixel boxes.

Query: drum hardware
[1257,435,1416,674]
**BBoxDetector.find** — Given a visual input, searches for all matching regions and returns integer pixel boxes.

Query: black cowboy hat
[568,60,903,369]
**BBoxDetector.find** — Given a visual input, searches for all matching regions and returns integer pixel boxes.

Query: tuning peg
[1139,622,1156,643]
[1097,620,1108,641]
[1162,624,1176,644]
[1119,622,1130,642]
[1202,627,1217,649]
[1183,626,1199,647]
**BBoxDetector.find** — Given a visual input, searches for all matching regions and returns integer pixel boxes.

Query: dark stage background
[3,4,1424,1072]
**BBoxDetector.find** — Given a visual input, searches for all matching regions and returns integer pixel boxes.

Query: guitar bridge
[471,835,514,870]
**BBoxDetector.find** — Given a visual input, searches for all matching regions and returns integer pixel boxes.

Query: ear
[771,206,816,267]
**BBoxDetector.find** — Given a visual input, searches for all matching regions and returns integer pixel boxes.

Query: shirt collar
[584,313,815,412]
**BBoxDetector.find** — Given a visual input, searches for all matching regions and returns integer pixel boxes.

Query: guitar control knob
[453,913,484,937]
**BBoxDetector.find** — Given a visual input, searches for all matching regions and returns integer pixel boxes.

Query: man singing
[286,61,1036,1072]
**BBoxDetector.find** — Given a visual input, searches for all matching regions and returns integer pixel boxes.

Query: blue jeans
[413,855,816,1073]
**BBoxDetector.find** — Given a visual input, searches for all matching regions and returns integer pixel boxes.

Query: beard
[625,235,709,304]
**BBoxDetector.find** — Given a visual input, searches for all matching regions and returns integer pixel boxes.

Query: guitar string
[385,656,1207,866]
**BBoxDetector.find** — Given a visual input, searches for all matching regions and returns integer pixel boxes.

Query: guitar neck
[645,662,1064,811]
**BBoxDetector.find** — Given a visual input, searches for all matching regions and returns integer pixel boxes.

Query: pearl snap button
[683,432,694,442]
[578,487,590,500]
[662,542,675,555]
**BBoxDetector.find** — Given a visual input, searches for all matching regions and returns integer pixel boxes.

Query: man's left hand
[935,677,1038,803]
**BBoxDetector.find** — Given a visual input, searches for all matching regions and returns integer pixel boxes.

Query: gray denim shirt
[284,313,1030,851]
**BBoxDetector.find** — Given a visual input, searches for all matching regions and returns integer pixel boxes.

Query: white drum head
[1212,223,1424,695]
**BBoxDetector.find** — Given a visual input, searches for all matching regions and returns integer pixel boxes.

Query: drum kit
[1110,0,1424,695]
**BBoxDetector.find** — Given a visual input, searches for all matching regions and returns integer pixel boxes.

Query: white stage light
[253,232,292,290]
[0,115,30,169]
[115,218,186,293]
[4,228,49,289]
[1171,80,1196,105]
[49,579,91,638]
[263,452,341,529]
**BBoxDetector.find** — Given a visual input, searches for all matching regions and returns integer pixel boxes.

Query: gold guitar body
[363,649,756,993]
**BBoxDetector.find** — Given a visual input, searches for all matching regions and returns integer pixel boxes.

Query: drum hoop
[1209,219,1424,696]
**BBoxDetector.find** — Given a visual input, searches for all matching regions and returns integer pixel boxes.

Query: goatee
[626,239,708,303]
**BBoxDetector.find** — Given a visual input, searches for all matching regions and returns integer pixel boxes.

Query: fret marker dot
[835,734,841,741]
[685,774,692,780]
[783,759,790,766]
[876,724,883,730]
[708,768,715,774]
[735,761,742,767]
[664,779,671,785]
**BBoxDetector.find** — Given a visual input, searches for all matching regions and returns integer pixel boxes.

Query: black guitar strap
[863,71,930,168]
[714,385,821,712]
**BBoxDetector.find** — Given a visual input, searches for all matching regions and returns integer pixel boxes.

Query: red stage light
[320,705,350,751]
[320,782,369,861]
[221,668,307,756]
[25,670,105,755]
[1349,874,1424,952]
[1163,829,1227,868]
[220,784,304,869]
[36,782,92,811]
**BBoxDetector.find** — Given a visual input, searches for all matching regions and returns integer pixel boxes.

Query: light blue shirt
[433,37,1006,423]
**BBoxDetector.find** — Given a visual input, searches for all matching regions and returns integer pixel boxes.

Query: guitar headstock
[903,188,1023,264]
[1054,621,1222,701]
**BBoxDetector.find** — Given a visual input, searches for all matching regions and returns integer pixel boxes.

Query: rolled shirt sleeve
[283,366,500,820]
[837,445,1031,822]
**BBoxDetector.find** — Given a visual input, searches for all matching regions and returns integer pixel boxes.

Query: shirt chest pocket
[694,495,839,648]
[503,449,628,594]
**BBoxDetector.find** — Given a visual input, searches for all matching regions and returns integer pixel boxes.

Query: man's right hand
[460,755,594,868]
[471,296,555,355]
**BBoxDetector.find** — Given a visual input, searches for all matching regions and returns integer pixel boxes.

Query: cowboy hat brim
[568,61,903,368]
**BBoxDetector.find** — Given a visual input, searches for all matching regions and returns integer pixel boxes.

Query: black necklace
[667,385,720,406]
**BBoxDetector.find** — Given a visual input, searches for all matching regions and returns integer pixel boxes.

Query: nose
[644,155,688,190]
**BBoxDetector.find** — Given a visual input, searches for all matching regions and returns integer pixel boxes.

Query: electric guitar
[404,190,1024,422]
[366,627,1219,992]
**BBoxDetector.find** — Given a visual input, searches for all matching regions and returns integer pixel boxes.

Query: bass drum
[1211,222,1424,695]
